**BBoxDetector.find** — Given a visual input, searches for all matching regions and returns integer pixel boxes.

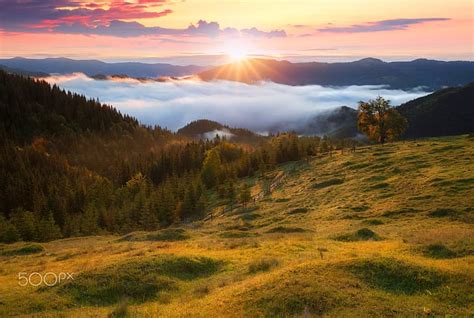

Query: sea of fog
[44,73,430,132]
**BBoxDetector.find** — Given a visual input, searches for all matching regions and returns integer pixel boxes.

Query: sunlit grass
[0,135,473,317]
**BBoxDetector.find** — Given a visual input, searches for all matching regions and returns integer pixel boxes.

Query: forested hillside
[398,82,474,138]
[0,71,341,243]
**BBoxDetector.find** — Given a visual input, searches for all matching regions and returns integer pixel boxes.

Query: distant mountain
[198,58,474,90]
[0,64,49,77]
[397,82,474,138]
[177,119,262,143]
[0,57,209,77]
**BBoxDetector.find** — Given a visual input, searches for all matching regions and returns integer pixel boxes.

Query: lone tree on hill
[358,97,408,144]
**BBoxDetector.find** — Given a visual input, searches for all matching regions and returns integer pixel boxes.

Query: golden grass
[1,135,473,317]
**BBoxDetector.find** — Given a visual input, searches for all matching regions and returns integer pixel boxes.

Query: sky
[0,0,473,64]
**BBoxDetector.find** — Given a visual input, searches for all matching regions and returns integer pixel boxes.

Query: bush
[248,258,279,273]
[429,208,456,218]
[423,244,458,259]
[0,217,20,243]
[1,244,44,256]
[266,226,306,233]
[335,228,381,242]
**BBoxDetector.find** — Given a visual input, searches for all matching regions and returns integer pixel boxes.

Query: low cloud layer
[44,74,429,132]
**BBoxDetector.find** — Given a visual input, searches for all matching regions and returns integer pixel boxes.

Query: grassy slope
[0,135,473,317]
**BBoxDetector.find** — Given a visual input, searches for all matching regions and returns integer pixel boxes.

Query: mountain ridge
[0,57,209,77]
[198,58,474,90]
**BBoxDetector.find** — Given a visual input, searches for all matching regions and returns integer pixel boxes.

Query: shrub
[335,228,381,242]
[266,226,306,233]
[248,258,279,273]
[1,244,44,256]
[429,208,456,218]
[423,244,458,259]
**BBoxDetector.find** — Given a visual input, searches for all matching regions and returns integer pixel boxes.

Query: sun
[227,48,248,62]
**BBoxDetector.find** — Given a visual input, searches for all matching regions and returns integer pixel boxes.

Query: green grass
[334,228,381,241]
[1,135,473,317]
[248,258,279,273]
[219,231,257,238]
[53,256,222,305]
[241,266,347,317]
[422,244,458,259]
[348,258,445,295]
[0,243,44,256]
[118,228,189,242]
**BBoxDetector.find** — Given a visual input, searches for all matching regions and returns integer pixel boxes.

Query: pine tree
[80,205,99,236]
[201,149,221,188]
[37,211,62,242]
[182,186,197,219]
[11,209,37,241]
[195,195,207,217]
[0,216,21,243]
[139,202,158,231]
[173,201,183,223]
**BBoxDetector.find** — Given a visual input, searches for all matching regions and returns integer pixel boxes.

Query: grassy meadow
[0,135,473,317]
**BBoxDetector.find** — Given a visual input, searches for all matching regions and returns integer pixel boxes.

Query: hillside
[0,135,472,317]
[294,106,359,138]
[198,58,474,90]
[0,71,326,243]
[177,119,262,143]
[398,82,474,138]
[0,57,208,78]
[296,84,473,139]
[0,64,49,77]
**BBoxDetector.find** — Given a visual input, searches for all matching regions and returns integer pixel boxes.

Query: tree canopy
[358,97,407,143]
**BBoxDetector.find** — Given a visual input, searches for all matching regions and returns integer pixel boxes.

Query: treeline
[0,71,347,243]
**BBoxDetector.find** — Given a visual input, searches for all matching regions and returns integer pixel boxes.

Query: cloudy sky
[0,0,472,64]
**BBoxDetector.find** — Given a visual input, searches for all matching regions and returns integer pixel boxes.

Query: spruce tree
[201,149,221,188]
[37,211,62,242]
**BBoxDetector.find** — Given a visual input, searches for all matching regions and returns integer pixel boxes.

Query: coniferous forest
[0,71,344,243]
